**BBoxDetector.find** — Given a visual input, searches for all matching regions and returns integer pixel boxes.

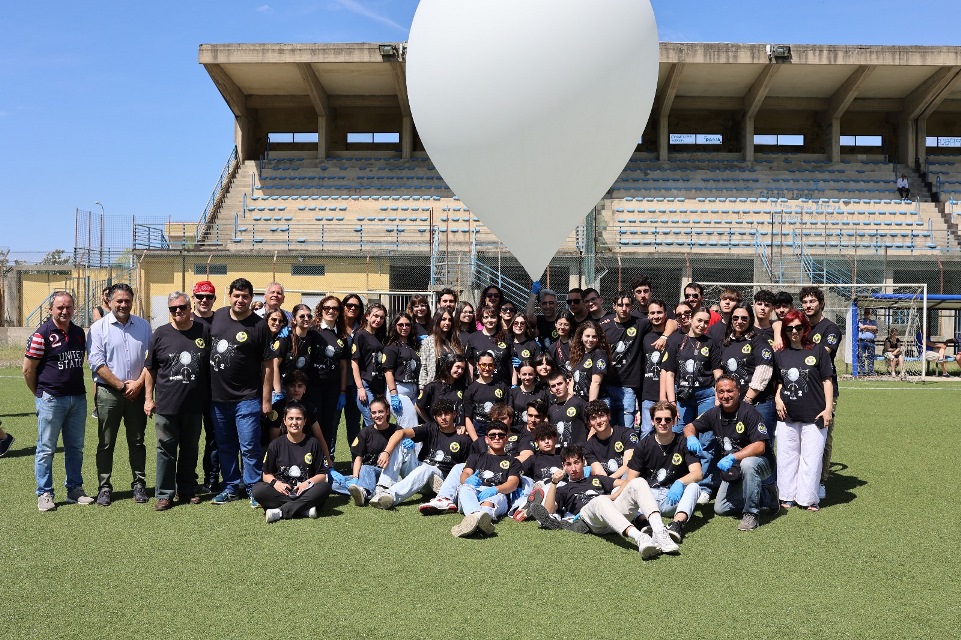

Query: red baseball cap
[193,281,216,295]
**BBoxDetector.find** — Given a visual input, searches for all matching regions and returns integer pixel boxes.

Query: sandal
[780,501,795,510]
[806,504,820,512]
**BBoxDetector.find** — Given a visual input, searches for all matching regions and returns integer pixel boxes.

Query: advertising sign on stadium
[938,137,961,148]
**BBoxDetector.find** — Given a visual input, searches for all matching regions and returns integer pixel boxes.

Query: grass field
[1,367,959,639]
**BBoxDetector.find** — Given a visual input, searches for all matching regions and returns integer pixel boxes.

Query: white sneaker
[818,484,826,500]
[38,492,57,512]
[66,487,95,505]
[451,512,483,538]
[265,508,282,523]
[348,484,368,507]
[652,528,680,555]
[697,490,710,505]
[636,532,661,559]
[430,473,445,494]
[419,496,457,515]
[370,491,394,509]
[307,507,319,519]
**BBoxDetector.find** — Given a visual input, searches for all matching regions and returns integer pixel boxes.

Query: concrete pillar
[317,116,330,160]
[826,118,841,164]
[402,116,413,160]
[915,117,928,169]
[234,115,259,163]
[898,118,916,166]
[658,117,670,162]
[742,116,755,164]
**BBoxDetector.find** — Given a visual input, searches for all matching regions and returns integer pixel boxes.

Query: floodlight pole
[94,201,105,267]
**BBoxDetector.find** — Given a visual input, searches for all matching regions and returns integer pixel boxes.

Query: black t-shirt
[275,330,321,382]
[706,319,728,344]
[720,333,775,402]
[145,321,211,414]
[311,326,348,386]
[535,315,559,350]
[548,339,572,373]
[512,338,540,363]
[641,329,673,403]
[555,474,616,516]
[416,380,466,425]
[692,402,773,465]
[209,308,272,403]
[810,317,842,398]
[411,422,472,475]
[465,332,514,385]
[585,425,639,475]
[463,380,510,433]
[192,313,214,326]
[628,432,699,488]
[351,328,387,389]
[773,344,834,424]
[571,346,608,400]
[25,319,86,397]
[464,451,523,487]
[600,315,651,387]
[522,451,563,482]
[665,334,722,392]
[263,435,326,486]
[510,385,550,427]
[548,395,588,449]
[384,340,421,384]
[350,423,399,466]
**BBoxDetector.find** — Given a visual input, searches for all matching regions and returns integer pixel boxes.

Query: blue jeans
[330,465,381,496]
[859,340,876,375]
[607,385,638,429]
[651,482,701,519]
[211,398,263,495]
[639,399,656,438]
[753,399,778,487]
[457,483,509,519]
[356,380,386,427]
[714,456,772,516]
[675,386,717,493]
[34,392,87,496]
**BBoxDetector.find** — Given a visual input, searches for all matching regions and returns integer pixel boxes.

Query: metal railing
[197,146,239,243]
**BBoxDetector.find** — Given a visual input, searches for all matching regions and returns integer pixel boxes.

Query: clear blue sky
[1,0,954,259]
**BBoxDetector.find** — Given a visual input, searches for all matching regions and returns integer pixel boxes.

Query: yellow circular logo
[272,340,280,351]
[566,407,576,418]
[584,359,593,369]
[812,334,822,343]
[494,389,504,398]
[236,331,248,343]
[195,338,206,348]
[741,344,752,354]
[551,330,559,338]
[351,344,358,354]
[305,452,313,464]
[499,460,510,469]
[614,441,624,453]
[672,453,683,466]
[626,327,637,337]
[735,421,745,434]
[805,356,817,366]
[337,339,345,347]
[521,349,531,358]
[700,346,709,356]
[592,478,601,487]
[268,410,278,421]
[457,391,463,398]
[497,342,507,349]
[450,442,460,453]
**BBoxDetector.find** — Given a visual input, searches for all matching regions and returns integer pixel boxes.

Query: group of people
[21,277,848,559]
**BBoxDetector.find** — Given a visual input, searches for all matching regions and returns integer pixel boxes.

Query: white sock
[646,512,666,535]
[626,527,644,543]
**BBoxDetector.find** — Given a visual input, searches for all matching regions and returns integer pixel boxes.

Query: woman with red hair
[772,310,834,512]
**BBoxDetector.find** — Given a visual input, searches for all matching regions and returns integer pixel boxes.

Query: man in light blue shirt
[87,283,152,506]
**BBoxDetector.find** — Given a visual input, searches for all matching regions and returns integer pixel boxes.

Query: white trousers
[579,478,660,536]
[776,420,827,506]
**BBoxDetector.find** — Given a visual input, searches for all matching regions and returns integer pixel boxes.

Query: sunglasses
[477,362,495,369]
[684,294,701,300]
[486,432,507,439]
[501,308,516,314]
[732,316,750,322]
[677,311,693,317]
[344,303,360,310]
[652,417,673,424]
[567,298,582,304]
[194,294,214,301]
[297,314,313,320]
[168,304,189,313]
[322,305,339,312]
[786,325,804,332]
[396,322,411,328]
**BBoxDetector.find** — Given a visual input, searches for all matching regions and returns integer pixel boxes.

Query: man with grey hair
[527,284,560,350]
[255,282,291,320]
[87,283,152,506]
[144,292,212,510]
[23,291,95,511]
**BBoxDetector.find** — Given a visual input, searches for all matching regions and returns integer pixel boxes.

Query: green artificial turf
[1,369,959,638]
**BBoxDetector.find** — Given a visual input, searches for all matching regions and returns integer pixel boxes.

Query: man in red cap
[192,281,220,493]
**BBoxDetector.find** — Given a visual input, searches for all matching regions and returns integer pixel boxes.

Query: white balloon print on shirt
[406,0,660,280]
[726,358,739,372]
[787,368,800,382]
[656,468,668,483]
[615,341,627,354]
[179,351,192,365]
[684,360,696,373]
[289,465,302,479]
[325,345,335,358]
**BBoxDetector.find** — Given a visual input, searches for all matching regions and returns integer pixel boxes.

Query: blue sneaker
[212,490,239,505]
[0,432,13,457]
[249,494,260,509]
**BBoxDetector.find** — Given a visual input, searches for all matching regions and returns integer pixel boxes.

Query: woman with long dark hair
[548,312,575,373]
[416,353,469,425]
[384,312,422,427]
[309,295,349,457]
[456,301,476,342]
[568,320,612,402]
[351,302,388,427]
[464,305,515,386]
[406,294,433,343]
[339,294,366,445]
[419,308,463,387]
[721,303,776,428]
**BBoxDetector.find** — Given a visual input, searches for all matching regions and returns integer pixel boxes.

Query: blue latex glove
[717,454,736,472]
[278,326,291,338]
[512,356,522,369]
[401,437,416,450]
[686,435,703,455]
[464,473,482,488]
[531,281,542,296]
[666,480,685,506]
[271,391,284,404]
[336,392,346,412]
[390,394,402,412]
[477,487,498,501]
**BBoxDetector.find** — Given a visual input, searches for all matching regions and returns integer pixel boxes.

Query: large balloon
[407,0,659,280]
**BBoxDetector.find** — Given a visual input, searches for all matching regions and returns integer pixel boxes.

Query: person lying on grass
[529,445,679,559]
[252,401,332,523]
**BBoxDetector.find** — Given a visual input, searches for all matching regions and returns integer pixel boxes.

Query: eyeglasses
[786,324,804,332]
[344,303,360,310]
[512,321,526,326]
[396,322,412,328]
[297,314,313,320]
[193,294,214,301]
[168,304,189,313]
[322,305,339,312]
[652,417,673,424]
[486,292,501,299]
[477,362,495,369]
[487,432,507,439]
[732,316,750,322]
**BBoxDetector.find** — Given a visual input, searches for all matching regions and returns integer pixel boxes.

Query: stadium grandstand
[6,41,961,354]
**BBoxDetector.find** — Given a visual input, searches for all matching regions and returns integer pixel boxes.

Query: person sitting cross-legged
[368,399,472,509]
[329,396,400,506]
[251,401,332,523]
[510,420,564,522]
[450,425,522,538]
[530,445,679,558]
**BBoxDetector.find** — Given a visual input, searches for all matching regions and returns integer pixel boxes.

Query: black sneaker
[96,488,112,507]
[0,432,14,457]
[530,504,589,533]
[132,485,149,504]
[667,520,685,543]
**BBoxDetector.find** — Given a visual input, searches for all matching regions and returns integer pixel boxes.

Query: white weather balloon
[407,0,659,280]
